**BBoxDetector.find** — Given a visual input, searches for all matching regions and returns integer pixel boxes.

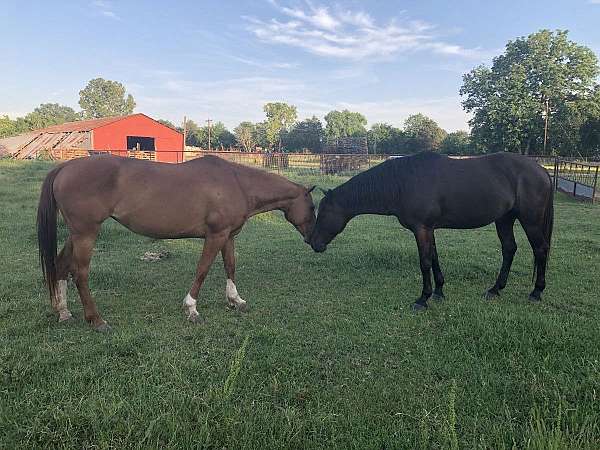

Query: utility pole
[206,118,213,151]
[183,115,187,148]
[543,98,550,155]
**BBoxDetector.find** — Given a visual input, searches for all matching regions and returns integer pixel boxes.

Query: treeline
[160,107,471,155]
[3,30,600,157]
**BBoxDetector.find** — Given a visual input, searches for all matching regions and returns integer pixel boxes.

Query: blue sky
[1,0,600,131]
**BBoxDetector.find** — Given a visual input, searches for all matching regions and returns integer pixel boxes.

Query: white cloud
[246,2,487,61]
[91,0,121,20]
[132,73,469,132]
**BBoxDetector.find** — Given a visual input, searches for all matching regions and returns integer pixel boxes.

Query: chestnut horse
[38,155,316,331]
[309,152,554,310]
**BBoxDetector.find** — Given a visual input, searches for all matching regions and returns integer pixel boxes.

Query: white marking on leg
[226,279,246,309]
[56,280,72,322]
[183,293,199,321]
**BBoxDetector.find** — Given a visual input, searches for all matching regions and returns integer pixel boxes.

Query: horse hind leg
[520,221,549,302]
[52,236,74,322]
[222,238,247,312]
[485,214,517,300]
[71,227,109,331]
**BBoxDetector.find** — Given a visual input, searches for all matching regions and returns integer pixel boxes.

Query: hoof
[528,294,542,303]
[95,322,111,333]
[188,313,205,324]
[431,293,445,302]
[227,300,249,312]
[412,302,428,312]
[58,311,73,322]
[484,289,499,301]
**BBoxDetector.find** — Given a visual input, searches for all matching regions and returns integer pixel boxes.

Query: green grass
[1,159,599,449]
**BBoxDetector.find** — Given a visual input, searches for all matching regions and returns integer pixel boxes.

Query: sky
[1,0,600,132]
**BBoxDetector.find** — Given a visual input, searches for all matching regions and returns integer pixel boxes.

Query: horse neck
[334,176,392,217]
[235,166,301,216]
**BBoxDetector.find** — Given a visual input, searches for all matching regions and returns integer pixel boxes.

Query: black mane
[329,152,443,212]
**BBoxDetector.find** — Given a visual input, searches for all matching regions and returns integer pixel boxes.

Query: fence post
[553,156,558,192]
[593,165,599,205]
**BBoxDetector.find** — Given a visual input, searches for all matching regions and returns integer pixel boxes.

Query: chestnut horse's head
[284,185,316,242]
[309,189,348,253]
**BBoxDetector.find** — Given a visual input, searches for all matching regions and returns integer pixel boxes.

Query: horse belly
[112,196,208,239]
[437,189,513,229]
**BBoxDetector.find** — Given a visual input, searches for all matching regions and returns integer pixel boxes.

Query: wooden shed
[0,113,184,163]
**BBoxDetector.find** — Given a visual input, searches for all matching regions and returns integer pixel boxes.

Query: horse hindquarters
[517,175,554,301]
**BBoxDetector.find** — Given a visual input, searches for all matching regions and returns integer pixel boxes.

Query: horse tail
[532,173,554,282]
[37,165,63,301]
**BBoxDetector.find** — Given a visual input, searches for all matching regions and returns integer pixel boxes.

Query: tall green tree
[403,114,447,153]
[79,78,136,119]
[440,131,478,155]
[264,102,297,150]
[460,30,599,155]
[23,103,79,129]
[254,122,269,149]
[367,123,404,154]
[282,116,324,152]
[324,110,367,140]
[234,122,257,152]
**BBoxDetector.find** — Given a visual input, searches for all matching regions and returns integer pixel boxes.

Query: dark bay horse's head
[284,185,316,242]
[309,189,348,253]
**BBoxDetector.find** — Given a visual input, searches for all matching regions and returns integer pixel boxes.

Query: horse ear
[307,185,316,193]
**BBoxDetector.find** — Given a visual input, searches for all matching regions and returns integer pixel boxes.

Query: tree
[158,119,180,131]
[264,102,297,150]
[440,131,478,155]
[185,120,234,149]
[367,123,404,154]
[210,122,235,149]
[23,103,79,129]
[461,30,599,155]
[254,122,269,149]
[403,114,447,153]
[0,116,18,138]
[234,122,257,152]
[79,78,136,119]
[324,110,367,140]
[282,116,324,152]
[184,119,202,146]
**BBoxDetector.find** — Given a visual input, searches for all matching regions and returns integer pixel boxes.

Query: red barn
[1,113,184,162]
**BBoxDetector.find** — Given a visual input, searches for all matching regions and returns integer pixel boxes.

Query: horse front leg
[184,230,229,323]
[221,238,248,312]
[413,227,434,311]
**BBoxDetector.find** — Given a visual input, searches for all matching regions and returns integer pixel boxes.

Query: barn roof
[38,114,143,133]
[0,113,177,159]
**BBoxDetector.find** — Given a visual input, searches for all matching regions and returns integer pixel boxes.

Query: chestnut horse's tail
[37,165,63,300]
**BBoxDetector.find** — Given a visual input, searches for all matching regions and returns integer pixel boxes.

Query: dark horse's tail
[533,173,554,282]
[37,165,63,300]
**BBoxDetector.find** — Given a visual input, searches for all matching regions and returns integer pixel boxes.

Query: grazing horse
[309,152,554,310]
[38,155,316,331]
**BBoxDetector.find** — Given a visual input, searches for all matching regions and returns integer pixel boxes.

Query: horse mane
[330,152,442,211]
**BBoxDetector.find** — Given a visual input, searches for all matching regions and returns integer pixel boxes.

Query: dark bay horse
[309,152,554,310]
[38,155,316,331]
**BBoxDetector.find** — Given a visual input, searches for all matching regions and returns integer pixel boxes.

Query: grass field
[1,159,599,449]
